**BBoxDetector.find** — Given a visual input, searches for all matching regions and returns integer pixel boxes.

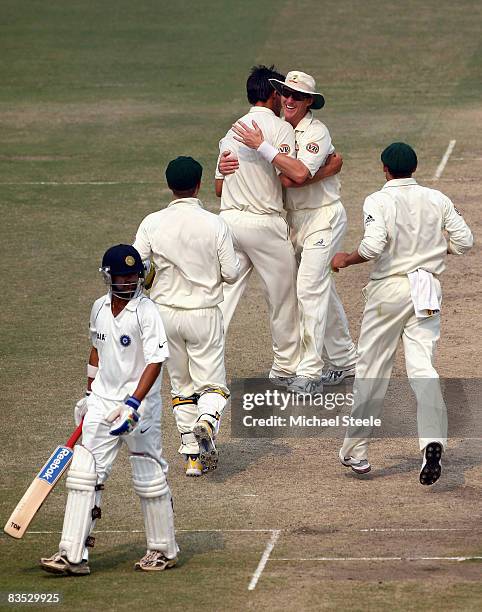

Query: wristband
[87,364,98,379]
[125,396,141,410]
[257,141,279,163]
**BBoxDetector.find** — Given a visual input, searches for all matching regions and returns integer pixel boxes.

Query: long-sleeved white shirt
[215,106,296,214]
[134,198,240,308]
[358,178,473,279]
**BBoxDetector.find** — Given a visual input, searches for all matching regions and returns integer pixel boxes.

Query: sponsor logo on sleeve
[38,447,73,486]
[278,144,291,154]
[364,214,375,225]
[453,206,462,216]
[306,142,320,154]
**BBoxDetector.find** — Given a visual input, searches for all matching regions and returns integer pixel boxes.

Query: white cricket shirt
[90,293,169,401]
[216,106,296,214]
[134,197,239,309]
[285,112,340,210]
[358,178,473,279]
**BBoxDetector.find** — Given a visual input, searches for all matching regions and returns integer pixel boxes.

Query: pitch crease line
[432,139,456,180]
[248,529,281,591]
[271,556,482,562]
[0,181,161,186]
[25,528,275,535]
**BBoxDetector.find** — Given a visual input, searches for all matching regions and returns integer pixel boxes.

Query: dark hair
[246,64,285,105]
[172,185,199,198]
[386,169,415,179]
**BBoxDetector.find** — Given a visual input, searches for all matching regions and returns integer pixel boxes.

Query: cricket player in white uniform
[332,143,473,484]
[41,244,178,576]
[214,65,300,386]
[134,156,239,477]
[227,70,357,396]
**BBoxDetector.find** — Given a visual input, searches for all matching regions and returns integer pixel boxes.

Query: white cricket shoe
[321,365,356,386]
[40,552,90,576]
[287,375,323,396]
[193,420,218,471]
[135,550,177,572]
[268,370,296,388]
[339,452,371,474]
[420,442,443,485]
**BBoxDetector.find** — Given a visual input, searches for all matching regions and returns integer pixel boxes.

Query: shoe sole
[135,558,177,572]
[40,562,90,576]
[340,458,371,474]
[193,423,218,471]
[420,442,442,485]
[185,469,203,477]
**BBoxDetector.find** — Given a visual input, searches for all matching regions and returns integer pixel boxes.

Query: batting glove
[74,392,91,426]
[107,396,141,436]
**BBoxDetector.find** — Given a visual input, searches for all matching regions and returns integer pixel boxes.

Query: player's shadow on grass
[357,439,481,490]
[209,439,292,483]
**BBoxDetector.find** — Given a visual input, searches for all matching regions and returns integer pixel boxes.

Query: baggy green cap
[381,142,417,174]
[165,156,203,191]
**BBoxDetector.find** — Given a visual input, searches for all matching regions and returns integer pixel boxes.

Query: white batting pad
[130,455,177,558]
[172,401,198,454]
[59,445,97,564]
[197,391,228,434]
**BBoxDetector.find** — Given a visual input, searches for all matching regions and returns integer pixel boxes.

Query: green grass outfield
[1,1,481,610]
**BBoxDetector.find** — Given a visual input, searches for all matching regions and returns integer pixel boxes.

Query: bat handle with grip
[65,419,83,449]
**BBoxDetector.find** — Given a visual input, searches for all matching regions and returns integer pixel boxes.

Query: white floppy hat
[269,70,325,109]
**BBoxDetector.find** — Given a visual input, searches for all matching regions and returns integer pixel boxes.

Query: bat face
[4,445,74,539]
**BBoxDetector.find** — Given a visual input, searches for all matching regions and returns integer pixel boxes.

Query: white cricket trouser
[79,391,169,559]
[219,209,300,377]
[341,276,447,460]
[287,201,357,378]
[158,304,229,455]
[82,392,168,483]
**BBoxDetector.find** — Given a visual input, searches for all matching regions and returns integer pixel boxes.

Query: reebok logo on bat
[38,447,73,486]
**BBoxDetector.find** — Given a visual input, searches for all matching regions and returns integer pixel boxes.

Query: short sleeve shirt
[285,112,341,210]
[216,106,296,214]
[90,293,168,401]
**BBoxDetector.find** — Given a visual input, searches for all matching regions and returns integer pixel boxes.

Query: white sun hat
[269,70,325,109]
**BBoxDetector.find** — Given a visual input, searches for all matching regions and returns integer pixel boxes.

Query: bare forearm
[87,347,99,392]
[272,154,310,184]
[279,153,342,188]
[132,362,162,401]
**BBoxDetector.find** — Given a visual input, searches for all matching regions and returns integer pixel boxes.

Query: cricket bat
[4,422,83,539]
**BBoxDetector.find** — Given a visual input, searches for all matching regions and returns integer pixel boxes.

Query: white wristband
[87,364,98,379]
[257,141,279,163]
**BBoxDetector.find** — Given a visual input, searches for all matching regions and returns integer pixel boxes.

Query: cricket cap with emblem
[165,156,203,191]
[269,70,325,109]
[381,142,418,174]
[101,244,144,277]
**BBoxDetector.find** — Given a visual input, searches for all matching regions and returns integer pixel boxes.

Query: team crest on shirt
[306,142,319,154]
[120,334,131,347]
[278,144,291,154]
